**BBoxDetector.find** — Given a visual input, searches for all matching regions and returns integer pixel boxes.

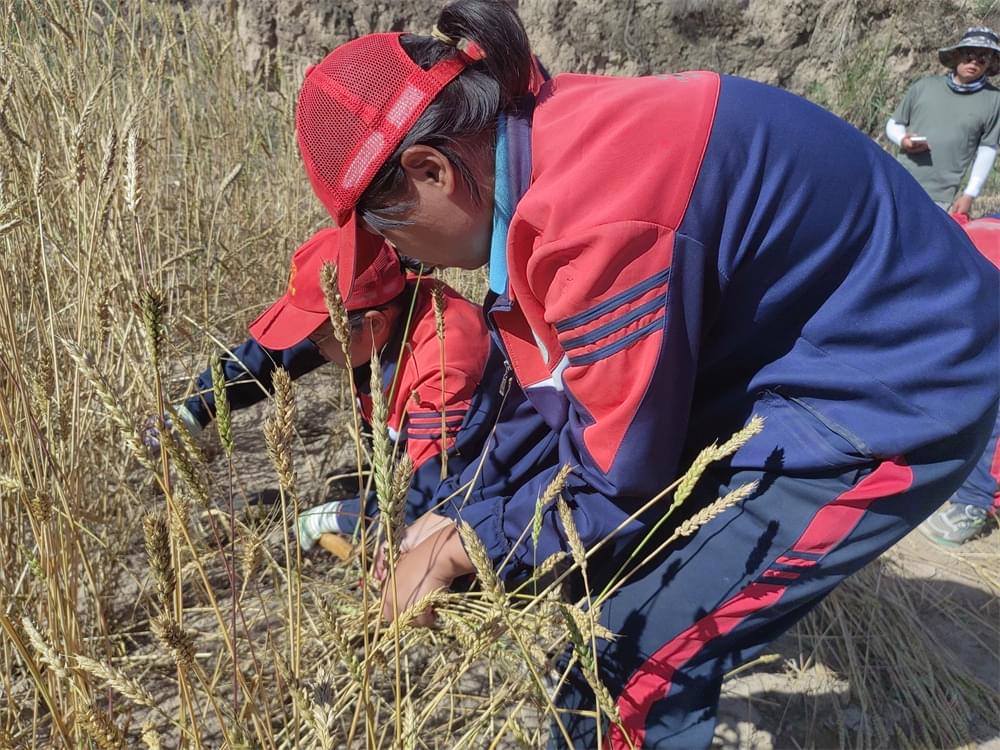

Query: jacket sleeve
[451,222,703,579]
[182,337,327,427]
[435,357,561,515]
[400,356,481,472]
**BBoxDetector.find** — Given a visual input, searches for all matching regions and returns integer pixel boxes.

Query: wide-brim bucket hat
[939,26,1000,76]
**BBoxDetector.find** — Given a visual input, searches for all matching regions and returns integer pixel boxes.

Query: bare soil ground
[715,532,1000,749]
[198,365,1000,749]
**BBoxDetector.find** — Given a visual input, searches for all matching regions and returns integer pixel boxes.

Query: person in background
[291,1,998,746]
[918,214,1000,546]
[885,27,1000,214]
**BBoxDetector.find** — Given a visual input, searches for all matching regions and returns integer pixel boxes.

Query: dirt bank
[183,0,995,134]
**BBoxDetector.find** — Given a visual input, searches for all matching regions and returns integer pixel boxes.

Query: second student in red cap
[168,225,496,548]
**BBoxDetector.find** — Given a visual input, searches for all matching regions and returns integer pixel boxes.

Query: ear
[363,308,393,346]
[399,145,457,195]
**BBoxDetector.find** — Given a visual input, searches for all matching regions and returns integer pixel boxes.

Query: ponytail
[358,0,535,231]
[434,0,534,109]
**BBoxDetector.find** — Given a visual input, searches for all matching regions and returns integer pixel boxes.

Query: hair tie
[430,24,486,62]
[431,25,456,46]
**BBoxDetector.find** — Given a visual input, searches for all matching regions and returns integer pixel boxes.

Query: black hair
[347,281,412,330]
[396,252,432,274]
[358,0,534,232]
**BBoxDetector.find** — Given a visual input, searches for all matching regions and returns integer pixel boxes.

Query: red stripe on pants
[608,459,913,749]
[790,460,912,555]
[989,437,1000,511]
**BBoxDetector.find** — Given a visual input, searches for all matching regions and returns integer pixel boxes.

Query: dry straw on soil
[1,1,998,749]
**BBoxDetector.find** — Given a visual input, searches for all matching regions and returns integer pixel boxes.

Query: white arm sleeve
[964,145,997,197]
[885,118,907,147]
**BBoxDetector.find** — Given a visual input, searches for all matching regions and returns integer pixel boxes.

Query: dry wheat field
[1,2,998,748]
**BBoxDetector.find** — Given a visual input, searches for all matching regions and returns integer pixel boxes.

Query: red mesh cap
[296,33,469,225]
[249,218,405,350]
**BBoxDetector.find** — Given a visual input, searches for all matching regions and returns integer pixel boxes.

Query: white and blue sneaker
[918,501,992,547]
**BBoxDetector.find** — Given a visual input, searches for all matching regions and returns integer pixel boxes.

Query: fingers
[379,568,443,626]
[378,524,475,626]
[373,542,388,582]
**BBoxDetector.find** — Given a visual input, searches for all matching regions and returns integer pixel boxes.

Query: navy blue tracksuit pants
[954,408,1000,511]
[550,417,991,749]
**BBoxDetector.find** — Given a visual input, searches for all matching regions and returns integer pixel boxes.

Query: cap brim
[248,295,329,350]
[250,215,387,349]
[339,211,389,303]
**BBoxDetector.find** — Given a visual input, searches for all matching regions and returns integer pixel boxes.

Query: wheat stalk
[141,285,166,373]
[210,352,234,457]
[97,125,117,192]
[673,415,764,508]
[62,340,158,473]
[532,464,573,548]
[264,368,296,495]
[556,497,587,570]
[71,79,102,187]
[143,512,175,610]
[387,454,412,547]
[535,550,567,580]
[31,149,46,202]
[557,602,620,726]
[157,419,210,509]
[240,528,264,582]
[141,721,162,750]
[26,489,52,524]
[457,522,503,606]
[151,614,195,670]
[673,480,759,540]
[319,261,352,356]
[311,593,362,683]
[298,669,336,750]
[125,123,141,214]
[431,284,448,479]
[73,654,159,712]
[21,616,68,679]
[369,343,393,526]
[78,707,127,750]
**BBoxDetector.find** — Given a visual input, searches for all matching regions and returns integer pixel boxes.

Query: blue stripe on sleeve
[567,315,665,366]
[555,268,669,333]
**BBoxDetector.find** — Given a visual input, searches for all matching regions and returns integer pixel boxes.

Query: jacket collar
[487,98,535,310]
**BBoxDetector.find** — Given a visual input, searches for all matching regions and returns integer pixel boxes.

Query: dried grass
[1,2,997,748]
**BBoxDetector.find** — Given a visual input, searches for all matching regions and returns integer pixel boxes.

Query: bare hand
[374,511,456,582]
[901,135,930,154]
[949,194,974,217]
[380,523,474,625]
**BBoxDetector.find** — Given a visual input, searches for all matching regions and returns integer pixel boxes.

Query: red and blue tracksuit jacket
[448,71,999,579]
[953,215,1000,511]
[184,277,500,513]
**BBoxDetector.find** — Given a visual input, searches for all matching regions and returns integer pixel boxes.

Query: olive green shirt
[892,75,1000,203]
